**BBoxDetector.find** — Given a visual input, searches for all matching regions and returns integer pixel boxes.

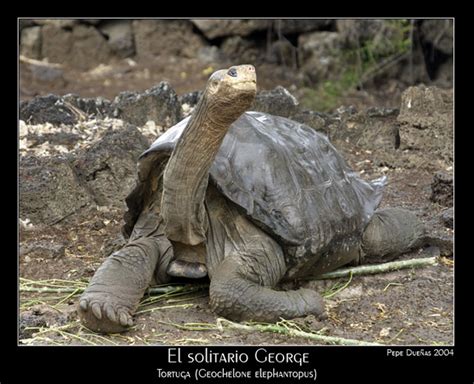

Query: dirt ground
[18,59,453,346]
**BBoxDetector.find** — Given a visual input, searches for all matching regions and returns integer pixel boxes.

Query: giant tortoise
[78,65,426,333]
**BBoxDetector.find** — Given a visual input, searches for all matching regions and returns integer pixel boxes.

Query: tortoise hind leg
[361,207,426,263]
[209,255,326,322]
[206,186,325,322]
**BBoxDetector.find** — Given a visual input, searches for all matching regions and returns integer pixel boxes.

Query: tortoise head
[205,64,257,114]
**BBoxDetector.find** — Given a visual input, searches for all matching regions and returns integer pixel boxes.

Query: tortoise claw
[79,299,88,311]
[91,303,102,320]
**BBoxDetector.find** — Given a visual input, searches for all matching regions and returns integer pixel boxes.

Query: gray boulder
[19,94,112,125]
[192,19,333,40]
[20,26,42,59]
[397,85,453,165]
[439,207,453,229]
[430,172,453,207]
[192,19,270,39]
[220,36,262,63]
[40,24,73,63]
[298,31,343,83]
[41,23,113,69]
[62,94,113,118]
[72,124,150,207]
[112,82,182,127]
[420,19,453,55]
[33,19,78,29]
[20,95,82,125]
[132,20,205,59]
[99,20,135,58]
[397,85,453,130]
[20,155,94,225]
[290,110,329,133]
[252,86,299,117]
[20,83,181,128]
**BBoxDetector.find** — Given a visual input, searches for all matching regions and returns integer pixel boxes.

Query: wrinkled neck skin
[161,75,255,245]
[185,94,234,145]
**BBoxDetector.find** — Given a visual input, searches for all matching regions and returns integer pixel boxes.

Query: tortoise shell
[124,111,386,276]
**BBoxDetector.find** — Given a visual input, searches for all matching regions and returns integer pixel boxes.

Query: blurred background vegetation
[19,18,453,112]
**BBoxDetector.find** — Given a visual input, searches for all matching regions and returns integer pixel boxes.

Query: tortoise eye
[227,68,237,77]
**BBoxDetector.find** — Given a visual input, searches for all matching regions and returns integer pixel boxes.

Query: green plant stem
[217,318,382,346]
[314,257,438,280]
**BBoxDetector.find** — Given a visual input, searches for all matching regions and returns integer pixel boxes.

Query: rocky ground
[19,78,453,345]
[19,18,453,346]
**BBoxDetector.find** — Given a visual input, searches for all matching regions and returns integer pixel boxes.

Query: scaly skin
[78,222,173,334]
[361,207,426,262]
[209,257,326,322]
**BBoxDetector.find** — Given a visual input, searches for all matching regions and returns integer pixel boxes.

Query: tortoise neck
[188,91,246,133]
[160,90,247,245]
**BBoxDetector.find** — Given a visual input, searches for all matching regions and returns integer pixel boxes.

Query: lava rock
[192,19,270,39]
[20,94,114,125]
[112,82,182,127]
[431,172,453,207]
[20,155,94,225]
[26,131,82,149]
[252,86,299,118]
[20,26,42,59]
[192,19,333,40]
[291,110,329,133]
[41,23,112,70]
[220,36,261,63]
[397,85,453,130]
[19,306,69,340]
[365,107,399,118]
[420,19,453,55]
[72,124,149,207]
[99,20,135,58]
[397,85,453,166]
[20,94,81,126]
[62,94,113,118]
[133,20,205,59]
[197,46,223,63]
[179,90,203,117]
[298,31,343,83]
[439,207,453,229]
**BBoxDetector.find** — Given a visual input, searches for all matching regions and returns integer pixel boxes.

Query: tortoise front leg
[78,214,173,334]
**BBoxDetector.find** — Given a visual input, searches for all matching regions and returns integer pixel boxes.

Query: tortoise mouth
[233,79,257,91]
[236,79,256,84]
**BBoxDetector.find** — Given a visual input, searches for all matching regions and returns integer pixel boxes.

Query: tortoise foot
[78,291,134,334]
[77,239,161,334]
